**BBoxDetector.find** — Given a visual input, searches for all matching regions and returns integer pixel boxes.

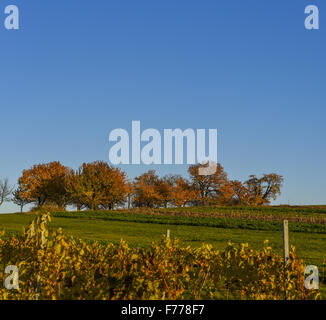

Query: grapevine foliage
[0,213,320,300]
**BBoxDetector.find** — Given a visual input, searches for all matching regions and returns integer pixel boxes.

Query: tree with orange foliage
[170,176,199,207]
[215,181,236,205]
[133,171,162,208]
[18,161,70,209]
[155,177,173,208]
[230,180,251,205]
[65,170,86,211]
[244,174,283,206]
[188,162,231,206]
[125,181,135,209]
[65,161,127,210]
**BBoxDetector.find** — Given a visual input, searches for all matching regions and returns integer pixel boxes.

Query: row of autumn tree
[4,161,283,212]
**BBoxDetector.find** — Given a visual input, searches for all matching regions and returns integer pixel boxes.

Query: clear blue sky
[0,0,325,212]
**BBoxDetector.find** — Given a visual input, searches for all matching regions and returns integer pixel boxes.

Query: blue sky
[0,0,325,212]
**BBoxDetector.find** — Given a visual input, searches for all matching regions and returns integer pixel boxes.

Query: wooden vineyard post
[283,220,289,265]
[166,229,170,239]
[283,220,289,299]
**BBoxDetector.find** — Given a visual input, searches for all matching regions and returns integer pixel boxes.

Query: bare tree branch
[0,178,13,207]
[12,187,31,212]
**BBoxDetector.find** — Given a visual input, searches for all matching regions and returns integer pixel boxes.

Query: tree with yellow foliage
[65,161,127,210]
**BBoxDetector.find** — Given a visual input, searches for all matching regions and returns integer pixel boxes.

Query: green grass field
[0,206,326,267]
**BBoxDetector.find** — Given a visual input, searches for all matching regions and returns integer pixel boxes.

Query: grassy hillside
[0,206,326,266]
